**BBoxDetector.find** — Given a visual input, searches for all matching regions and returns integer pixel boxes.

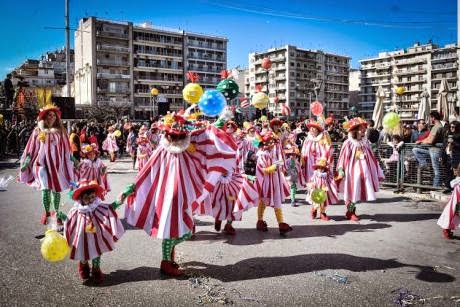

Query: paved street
[0,158,459,306]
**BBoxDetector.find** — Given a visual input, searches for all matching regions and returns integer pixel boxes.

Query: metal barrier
[331,142,448,192]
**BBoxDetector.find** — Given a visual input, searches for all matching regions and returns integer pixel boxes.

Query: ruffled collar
[347,134,366,147]
[75,198,102,213]
[450,177,460,188]
[37,120,60,133]
[160,134,191,154]
[307,132,323,142]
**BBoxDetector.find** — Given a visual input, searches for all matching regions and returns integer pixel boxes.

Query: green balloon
[311,188,327,204]
[382,112,400,129]
[216,79,239,100]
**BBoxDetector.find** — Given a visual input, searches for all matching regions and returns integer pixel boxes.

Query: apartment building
[74,17,227,119]
[247,45,349,118]
[359,42,459,121]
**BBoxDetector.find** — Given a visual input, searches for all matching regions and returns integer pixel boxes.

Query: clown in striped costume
[306,158,339,221]
[78,143,110,197]
[437,176,460,239]
[18,104,75,226]
[254,131,292,235]
[135,134,153,172]
[336,118,384,221]
[301,120,333,182]
[125,114,236,277]
[58,180,134,283]
[195,120,242,235]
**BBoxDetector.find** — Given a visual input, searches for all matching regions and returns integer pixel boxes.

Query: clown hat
[158,113,190,136]
[343,117,367,132]
[38,104,62,121]
[71,180,105,201]
[270,118,283,128]
[313,157,329,170]
[306,119,323,132]
[81,143,99,154]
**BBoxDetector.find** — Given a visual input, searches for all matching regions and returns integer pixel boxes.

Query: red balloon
[325,117,334,125]
[311,101,323,116]
[261,57,272,70]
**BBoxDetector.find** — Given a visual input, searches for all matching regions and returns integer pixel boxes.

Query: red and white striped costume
[18,127,75,192]
[77,158,110,195]
[238,137,257,171]
[306,170,339,206]
[256,149,290,208]
[102,132,119,153]
[196,169,244,221]
[233,176,259,217]
[437,181,460,231]
[125,125,236,239]
[301,132,333,181]
[135,140,153,171]
[64,198,124,261]
[336,136,384,203]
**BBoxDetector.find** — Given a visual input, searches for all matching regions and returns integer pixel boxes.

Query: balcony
[97,59,130,67]
[394,57,427,66]
[187,54,225,62]
[97,44,130,53]
[395,69,426,76]
[188,41,225,50]
[97,72,131,79]
[96,30,129,39]
[431,53,457,62]
[431,63,457,71]
[274,65,286,71]
[97,88,130,94]
[394,78,427,85]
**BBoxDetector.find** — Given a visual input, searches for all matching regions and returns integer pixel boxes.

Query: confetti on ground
[392,288,460,306]
[313,271,348,284]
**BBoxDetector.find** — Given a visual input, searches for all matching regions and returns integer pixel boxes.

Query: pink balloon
[311,101,323,116]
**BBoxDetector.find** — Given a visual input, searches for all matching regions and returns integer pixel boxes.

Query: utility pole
[65,0,71,97]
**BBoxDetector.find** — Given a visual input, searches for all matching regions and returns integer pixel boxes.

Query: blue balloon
[198,90,227,117]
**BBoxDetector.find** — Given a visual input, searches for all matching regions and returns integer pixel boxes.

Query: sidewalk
[104,156,137,174]
[0,158,20,169]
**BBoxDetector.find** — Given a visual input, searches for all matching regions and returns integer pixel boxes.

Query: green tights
[41,190,61,212]
[162,232,192,261]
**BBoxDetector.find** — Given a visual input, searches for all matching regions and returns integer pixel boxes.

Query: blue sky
[0,0,456,78]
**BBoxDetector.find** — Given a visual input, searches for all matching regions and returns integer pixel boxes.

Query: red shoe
[442,229,453,239]
[91,267,103,284]
[78,262,90,280]
[345,211,360,221]
[40,212,51,225]
[214,219,222,232]
[223,223,236,235]
[278,222,293,235]
[160,260,183,277]
[310,208,317,219]
[256,220,268,232]
[320,213,330,221]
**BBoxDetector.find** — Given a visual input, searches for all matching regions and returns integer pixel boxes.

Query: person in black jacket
[3,74,14,108]
[444,121,460,193]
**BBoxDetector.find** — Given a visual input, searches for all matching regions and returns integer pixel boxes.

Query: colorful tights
[162,232,192,261]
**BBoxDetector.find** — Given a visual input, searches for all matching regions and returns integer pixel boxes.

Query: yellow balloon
[252,92,269,110]
[150,88,159,96]
[396,86,406,96]
[114,130,122,137]
[41,229,69,262]
[243,121,251,129]
[260,115,268,122]
[182,83,204,104]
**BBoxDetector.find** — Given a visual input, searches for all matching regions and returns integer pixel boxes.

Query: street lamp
[150,87,158,120]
